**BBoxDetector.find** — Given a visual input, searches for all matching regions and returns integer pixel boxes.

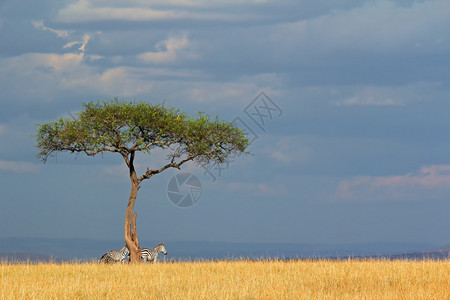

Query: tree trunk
[125,181,142,263]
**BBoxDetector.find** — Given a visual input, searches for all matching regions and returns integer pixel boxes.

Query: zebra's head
[157,243,167,255]
[121,245,130,255]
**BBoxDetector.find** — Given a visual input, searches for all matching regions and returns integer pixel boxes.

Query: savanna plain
[1,259,449,299]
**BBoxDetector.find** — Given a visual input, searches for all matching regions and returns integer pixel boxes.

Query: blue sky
[0,0,449,245]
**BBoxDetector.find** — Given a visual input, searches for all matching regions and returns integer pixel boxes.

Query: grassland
[1,259,449,299]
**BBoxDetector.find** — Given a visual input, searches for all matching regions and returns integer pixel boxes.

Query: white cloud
[0,52,87,101]
[32,20,70,38]
[1,44,281,106]
[55,0,253,23]
[23,52,84,72]
[267,137,312,165]
[226,181,288,196]
[32,20,99,55]
[1,52,178,99]
[330,82,441,107]
[336,97,403,107]
[182,73,282,105]
[56,0,175,23]
[273,0,450,54]
[0,47,238,103]
[0,160,40,173]
[63,34,92,53]
[137,35,189,64]
[187,82,256,104]
[86,55,104,61]
[335,164,450,202]
[91,0,270,6]
[64,66,156,96]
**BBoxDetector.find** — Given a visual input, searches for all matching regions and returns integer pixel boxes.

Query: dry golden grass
[1,259,449,299]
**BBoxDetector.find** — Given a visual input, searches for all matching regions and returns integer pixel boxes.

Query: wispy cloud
[56,1,178,23]
[31,20,70,38]
[63,34,92,53]
[32,20,99,56]
[335,165,450,202]
[0,160,40,173]
[334,97,403,107]
[55,0,252,23]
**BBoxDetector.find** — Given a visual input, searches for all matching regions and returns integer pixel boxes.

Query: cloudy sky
[1,0,449,246]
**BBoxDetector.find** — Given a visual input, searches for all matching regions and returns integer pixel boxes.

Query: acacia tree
[35,100,249,263]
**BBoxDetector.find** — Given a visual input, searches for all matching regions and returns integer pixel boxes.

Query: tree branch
[138,154,197,183]
[47,146,122,157]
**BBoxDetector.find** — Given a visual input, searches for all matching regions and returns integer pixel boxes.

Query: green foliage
[35,99,250,169]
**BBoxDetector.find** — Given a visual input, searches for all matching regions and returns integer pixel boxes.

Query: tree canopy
[36,100,249,179]
[35,99,250,262]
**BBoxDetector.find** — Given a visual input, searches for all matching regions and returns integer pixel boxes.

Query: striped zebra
[98,245,129,263]
[141,243,167,263]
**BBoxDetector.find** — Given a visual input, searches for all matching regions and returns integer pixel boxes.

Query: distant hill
[0,237,121,262]
[384,245,450,260]
[0,237,447,262]
[435,244,450,251]
[0,253,57,263]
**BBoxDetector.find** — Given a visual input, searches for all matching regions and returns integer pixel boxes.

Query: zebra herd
[98,243,167,263]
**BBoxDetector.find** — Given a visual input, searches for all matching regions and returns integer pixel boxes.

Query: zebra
[141,243,168,263]
[98,245,129,263]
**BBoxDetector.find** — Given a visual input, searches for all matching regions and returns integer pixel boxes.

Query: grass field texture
[1,259,449,299]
